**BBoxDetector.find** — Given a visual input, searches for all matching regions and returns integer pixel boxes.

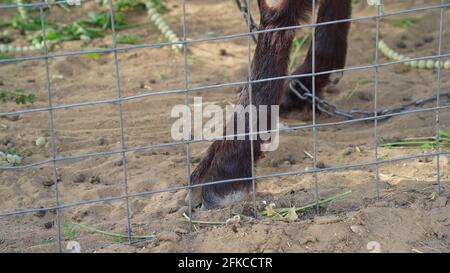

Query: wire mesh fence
[0,0,448,252]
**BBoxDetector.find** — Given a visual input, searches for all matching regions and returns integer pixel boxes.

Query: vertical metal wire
[38,0,62,253]
[181,0,193,232]
[373,2,382,200]
[245,0,257,217]
[311,0,320,213]
[434,0,446,194]
[107,0,133,243]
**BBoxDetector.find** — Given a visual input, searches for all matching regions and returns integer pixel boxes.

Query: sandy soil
[0,0,449,253]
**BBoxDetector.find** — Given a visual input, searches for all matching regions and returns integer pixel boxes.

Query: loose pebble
[34,208,46,218]
[73,173,86,183]
[350,225,364,235]
[41,177,55,187]
[90,175,101,184]
[343,147,353,156]
[44,222,54,229]
[36,137,46,147]
[219,49,228,56]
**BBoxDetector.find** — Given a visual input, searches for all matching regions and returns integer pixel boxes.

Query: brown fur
[280,0,352,112]
[187,0,352,209]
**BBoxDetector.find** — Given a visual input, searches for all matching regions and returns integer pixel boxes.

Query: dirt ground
[0,0,449,253]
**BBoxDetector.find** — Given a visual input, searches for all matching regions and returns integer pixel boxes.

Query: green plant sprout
[382,129,450,150]
[0,88,36,104]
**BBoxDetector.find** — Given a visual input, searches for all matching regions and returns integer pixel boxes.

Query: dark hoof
[184,187,202,208]
[201,188,250,209]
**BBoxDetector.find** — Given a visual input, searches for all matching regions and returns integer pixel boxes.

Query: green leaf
[0,88,36,105]
[63,222,77,239]
[116,34,142,45]
[0,54,12,60]
[393,18,419,28]
[85,53,101,61]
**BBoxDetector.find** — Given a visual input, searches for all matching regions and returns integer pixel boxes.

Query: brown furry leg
[187,0,311,209]
[280,0,352,114]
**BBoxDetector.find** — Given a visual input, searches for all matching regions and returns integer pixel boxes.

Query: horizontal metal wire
[1,102,449,171]
[1,52,450,118]
[0,0,93,9]
[0,2,448,66]
[1,149,448,219]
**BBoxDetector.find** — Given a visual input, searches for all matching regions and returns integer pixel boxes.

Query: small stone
[231,225,238,233]
[418,157,432,163]
[90,175,101,184]
[3,138,13,146]
[35,137,46,147]
[114,159,124,167]
[396,41,407,49]
[350,225,364,235]
[40,177,55,187]
[98,138,107,146]
[73,173,86,183]
[219,49,228,56]
[284,154,297,165]
[282,160,291,167]
[44,221,53,229]
[343,147,353,156]
[316,161,326,169]
[34,208,46,218]
[358,92,373,102]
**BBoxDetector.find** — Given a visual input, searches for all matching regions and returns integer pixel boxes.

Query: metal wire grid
[0,0,447,252]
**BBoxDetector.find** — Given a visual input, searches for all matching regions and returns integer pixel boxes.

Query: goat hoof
[329,72,343,85]
[184,188,202,208]
[202,189,250,209]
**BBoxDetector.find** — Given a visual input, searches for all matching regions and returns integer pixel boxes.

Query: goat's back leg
[280,0,352,114]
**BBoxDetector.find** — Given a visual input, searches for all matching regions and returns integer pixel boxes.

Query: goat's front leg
[280,0,352,114]
[186,0,310,209]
